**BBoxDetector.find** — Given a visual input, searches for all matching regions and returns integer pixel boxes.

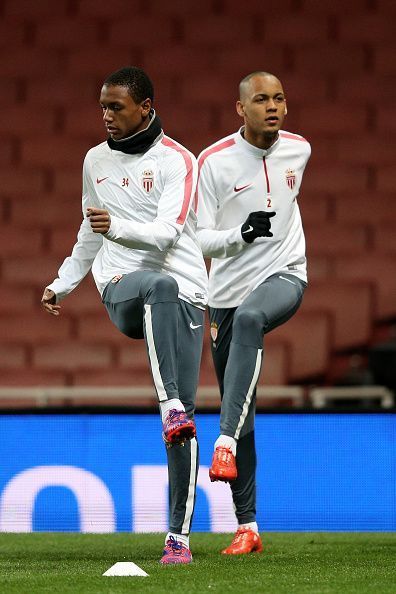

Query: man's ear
[236,100,244,118]
[284,101,288,116]
[141,98,152,116]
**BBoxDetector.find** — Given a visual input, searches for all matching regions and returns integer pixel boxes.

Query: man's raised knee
[148,274,179,302]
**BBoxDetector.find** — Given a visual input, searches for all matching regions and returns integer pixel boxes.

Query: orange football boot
[209,446,237,482]
[222,528,263,555]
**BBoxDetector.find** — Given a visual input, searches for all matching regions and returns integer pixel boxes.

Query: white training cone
[103,562,149,577]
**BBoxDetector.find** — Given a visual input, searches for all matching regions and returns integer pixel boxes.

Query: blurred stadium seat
[305,223,369,256]
[334,254,396,321]
[301,280,374,350]
[268,311,331,381]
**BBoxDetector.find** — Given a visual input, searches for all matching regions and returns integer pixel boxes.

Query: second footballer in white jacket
[196,71,311,555]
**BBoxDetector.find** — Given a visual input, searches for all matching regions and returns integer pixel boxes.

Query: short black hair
[239,71,279,99]
[103,66,154,103]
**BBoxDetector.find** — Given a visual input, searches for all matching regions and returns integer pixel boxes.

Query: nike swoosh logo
[96,177,109,184]
[190,322,202,330]
[234,183,252,192]
[242,225,253,234]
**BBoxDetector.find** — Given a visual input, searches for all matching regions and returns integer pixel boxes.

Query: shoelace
[230,529,250,546]
[216,446,234,463]
[166,410,186,424]
[165,535,185,555]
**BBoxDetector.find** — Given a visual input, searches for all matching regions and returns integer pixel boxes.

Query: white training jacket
[196,129,311,308]
[47,134,208,309]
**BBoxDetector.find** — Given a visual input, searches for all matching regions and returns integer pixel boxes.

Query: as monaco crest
[285,168,296,190]
[142,169,154,193]
[210,322,218,342]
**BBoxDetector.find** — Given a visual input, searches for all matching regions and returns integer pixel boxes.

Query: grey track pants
[209,273,306,524]
[102,270,204,534]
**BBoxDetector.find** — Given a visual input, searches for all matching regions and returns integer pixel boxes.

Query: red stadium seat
[377,0,396,12]
[48,228,81,258]
[77,314,131,343]
[259,340,290,385]
[71,369,153,387]
[59,276,103,315]
[302,104,367,137]
[222,0,296,14]
[307,256,332,281]
[0,226,43,256]
[35,18,100,48]
[160,105,213,145]
[375,45,396,75]
[377,105,396,134]
[303,163,369,194]
[3,0,70,16]
[0,369,68,387]
[0,313,72,343]
[215,44,285,79]
[26,77,97,107]
[181,74,237,106]
[10,196,82,229]
[2,256,66,287]
[107,17,175,48]
[21,137,90,168]
[143,47,213,82]
[267,311,331,381]
[0,77,21,105]
[372,223,396,253]
[335,75,396,102]
[302,280,374,350]
[0,285,37,314]
[183,16,253,46]
[377,165,395,192]
[265,16,329,44]
[0,49,62,77]
[0,19,26,47]
[53,169,83,196]
[300,0,371,13]
[62,104,105,140]
[0,345,27,369]
[340,15,395,42]
[298,192,330,224]
[118,342,150,373]
[283,75,328,104]
[146,0,215,14]
[294,45,367,75]
[66,48,138,77]
[76,0,145,17]
[333,192,396,224]
[336,134,396,165]
[33,342,113,371]
[0,139,15,166]
[305,223,369,256]
[217,108,243,139]
[333,253,396,320]
[0,167,46,198]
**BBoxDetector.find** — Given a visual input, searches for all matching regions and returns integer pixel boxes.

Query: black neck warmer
[107,109,163,155]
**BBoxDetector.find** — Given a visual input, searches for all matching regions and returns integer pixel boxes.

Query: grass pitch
[0,533,395,594]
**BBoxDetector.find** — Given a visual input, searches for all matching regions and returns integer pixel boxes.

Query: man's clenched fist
[87,207,111,234]
[241,211,276,243]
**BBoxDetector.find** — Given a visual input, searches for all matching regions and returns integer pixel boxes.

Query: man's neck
[243,129,278,150]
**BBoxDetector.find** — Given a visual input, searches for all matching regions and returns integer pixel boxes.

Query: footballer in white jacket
[196,72,311,555]
[41,67,208,564]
